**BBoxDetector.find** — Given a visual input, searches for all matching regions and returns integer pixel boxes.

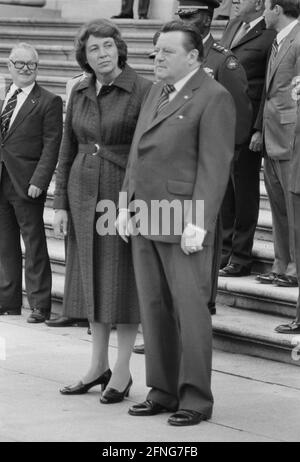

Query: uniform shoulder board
[212,43,229,55]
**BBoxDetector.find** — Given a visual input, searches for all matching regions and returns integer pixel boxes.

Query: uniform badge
[226,57,239,70]
[203,67,215,79]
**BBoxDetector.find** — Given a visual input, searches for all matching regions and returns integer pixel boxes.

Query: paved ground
[0,313,300,442]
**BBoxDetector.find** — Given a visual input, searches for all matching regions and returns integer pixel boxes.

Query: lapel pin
[184,95,189,100]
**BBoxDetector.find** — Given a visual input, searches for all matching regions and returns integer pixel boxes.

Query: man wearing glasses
[0,42,63,323]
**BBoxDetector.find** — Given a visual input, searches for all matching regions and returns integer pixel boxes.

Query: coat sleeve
[29,95,63,191]
[53,91,78,210]
[186,88,236,232]
[218,55,252,145]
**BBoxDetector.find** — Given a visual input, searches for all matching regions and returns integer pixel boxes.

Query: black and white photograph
[0,0,300,445]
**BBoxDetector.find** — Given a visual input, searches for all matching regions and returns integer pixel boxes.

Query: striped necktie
[269,38,279,67]
[1,88,22,138]
[155,84,176,116]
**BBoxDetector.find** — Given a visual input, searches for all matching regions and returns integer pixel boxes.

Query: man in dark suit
[112,0,150,19]
[177,0,252,314]
[117,21,236,426]
[0,43,63,322]
[218,0,276,277]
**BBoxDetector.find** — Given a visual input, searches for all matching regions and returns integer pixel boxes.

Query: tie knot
[11,88,22,98]
[163,84,176,95]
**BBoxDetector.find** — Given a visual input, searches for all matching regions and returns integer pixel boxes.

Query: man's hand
[181,224,207,256]
[28,184,43,199]
[53,210,68,237]
[249,131,262,152]
[115,209,131,243]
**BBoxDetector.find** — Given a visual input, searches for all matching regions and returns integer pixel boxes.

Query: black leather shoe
[275,321,300,334]
[27,309,50,324]
[60,369,112,395]
[168,409,208,426]
[100,376,133,404]
[256,272,280,284]
[0,306,21,315]
[128,399,168,416]
[45,316,89,327]
[274,275,298,288]
[111,13,133,18]
[133,343,145,354]
[219,263,251,277]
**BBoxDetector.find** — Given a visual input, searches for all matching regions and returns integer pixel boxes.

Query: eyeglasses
[10,60,38,71]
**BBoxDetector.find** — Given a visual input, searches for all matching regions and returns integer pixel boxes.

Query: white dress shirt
[2,82,36,129]
[169,66,200,102]
[276,19,299,50]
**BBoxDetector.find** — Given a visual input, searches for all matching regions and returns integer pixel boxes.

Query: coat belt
[77,143,131,169]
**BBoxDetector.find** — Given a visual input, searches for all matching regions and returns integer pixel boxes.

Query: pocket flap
[280,110,296,124]
[167,179,194,196]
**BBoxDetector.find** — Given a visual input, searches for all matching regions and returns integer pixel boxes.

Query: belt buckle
[92,143,100,156]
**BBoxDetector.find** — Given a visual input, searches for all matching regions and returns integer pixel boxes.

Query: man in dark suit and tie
[117,21,236,426]
[0,43,63,322]
[218,0,276,277]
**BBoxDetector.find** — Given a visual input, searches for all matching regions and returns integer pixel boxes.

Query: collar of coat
[74,64,137,95]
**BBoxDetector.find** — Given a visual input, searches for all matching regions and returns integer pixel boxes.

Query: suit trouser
[264,157,296,277]
[221,145,261,268]
[0,165,51,312]
[131,235,214,416]
[208,214,222,312]
[291,193,300,323]
[121,0,150,16]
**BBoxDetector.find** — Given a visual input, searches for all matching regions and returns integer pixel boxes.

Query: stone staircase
[1,17,296,367]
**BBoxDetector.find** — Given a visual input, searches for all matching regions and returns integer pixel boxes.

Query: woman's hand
[53,210,68,237]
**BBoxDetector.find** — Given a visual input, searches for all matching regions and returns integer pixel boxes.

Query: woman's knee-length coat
[54,65,151,322]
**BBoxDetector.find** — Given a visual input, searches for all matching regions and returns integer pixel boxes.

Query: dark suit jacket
[121,68,236,245]
[221,18,276,123]
[0,82,63,200]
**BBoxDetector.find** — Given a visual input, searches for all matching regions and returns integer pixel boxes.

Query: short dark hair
[75,19,127,73]
[159,20,204,60]
[269,0,300,17]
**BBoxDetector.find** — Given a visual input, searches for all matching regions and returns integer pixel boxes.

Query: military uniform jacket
[202,34,252,146]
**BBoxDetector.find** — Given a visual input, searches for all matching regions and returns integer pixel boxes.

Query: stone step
[213,305,300,367]
[0,64,154,95]
[217,274,297,318]
[22,273,300,367]
[0,57,153,78]
[0,44,154,66]
[0,19,224,48]
[0,18,225,41]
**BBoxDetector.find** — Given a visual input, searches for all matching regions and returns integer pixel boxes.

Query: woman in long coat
[53,19,151,403]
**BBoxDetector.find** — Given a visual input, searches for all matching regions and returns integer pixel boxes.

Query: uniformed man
[177,0,252,314]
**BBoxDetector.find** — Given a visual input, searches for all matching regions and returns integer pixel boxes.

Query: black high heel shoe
[100,376,133,404]
[60,369,112,395]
